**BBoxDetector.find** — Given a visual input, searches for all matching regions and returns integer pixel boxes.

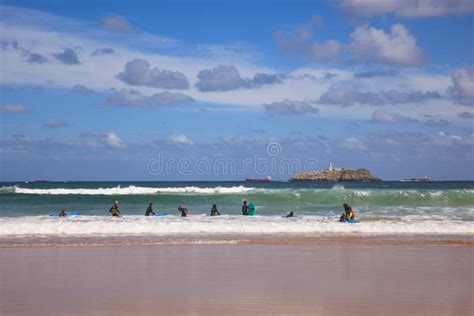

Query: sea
[1,181,473,245]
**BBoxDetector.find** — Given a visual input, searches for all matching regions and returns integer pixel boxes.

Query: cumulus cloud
[348,24,426,66]
[105,132,125,148]
[53,48,80,65]
[274,16,319,54]
[169,134,193,145]
[1,40,49,64]
[0,104,30,113]
[72,84,95,94]
[457,112,474,119]
[318,83,440,106]
[195,65,283,92]
[92,48,115,56]
[448,66,474,106]
[275,18,424,66]
[196,65,245,91]
[338,0,474,18]
[116,59,189,89]
[318,83,384,106]
[371,110,418,123]
[274,16,341,62]
[151,91,195,105]
[382,90,441,103]
[101,14,133,33]
[26,53,48,64]
[44,119,68,128]
[105,89,150,107]
[264,99,318,115]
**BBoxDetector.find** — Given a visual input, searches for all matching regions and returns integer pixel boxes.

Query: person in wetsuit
[339,203,355,222]
[242,200,248,216]
[145,202,155,216]
[109,201,121,217]
[178,203,188,217]
[286,211,294,218]
[210,204,221,216]
[58,209,68,217]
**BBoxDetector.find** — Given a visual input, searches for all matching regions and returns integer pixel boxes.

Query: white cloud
[169,134,194,145]
[116,59,190,89]
[105,132,125,148]
[338,0,474,18]
[152,91,195,105]
[448,66,474,106]
[105,89,150,107]
[348,24,426,66]
[264,99,318,115]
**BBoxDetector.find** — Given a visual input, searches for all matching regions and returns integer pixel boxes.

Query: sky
[0,0,473,181]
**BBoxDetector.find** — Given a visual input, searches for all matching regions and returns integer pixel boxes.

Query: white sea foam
[12,185,255,195]
[0,215,472,238]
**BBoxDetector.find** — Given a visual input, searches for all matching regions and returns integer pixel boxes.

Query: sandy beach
[1,240,472,315]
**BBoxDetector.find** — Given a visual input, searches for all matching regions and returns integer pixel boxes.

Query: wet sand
[1,242,473,315]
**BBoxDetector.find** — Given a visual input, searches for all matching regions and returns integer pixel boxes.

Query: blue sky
[1,0,473,181]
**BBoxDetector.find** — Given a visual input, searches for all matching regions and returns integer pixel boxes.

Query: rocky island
[290,162,381,182]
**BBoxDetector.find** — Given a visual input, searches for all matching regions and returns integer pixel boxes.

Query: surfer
[339,203,355,222]
[242,200,248,216]
[178,203,188,217]
[286,211,294,218]
[58,209,68,217]
[145,202,155,216]
[210,204,221,216]
[109,201,121,217]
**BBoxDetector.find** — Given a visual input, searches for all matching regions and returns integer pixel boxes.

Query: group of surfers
[108,200,257,217]
[58,201,356,221]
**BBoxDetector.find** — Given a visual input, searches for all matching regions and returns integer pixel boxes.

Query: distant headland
[290,161,381,182]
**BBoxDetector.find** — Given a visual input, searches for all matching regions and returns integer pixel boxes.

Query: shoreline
[1,234,473,248]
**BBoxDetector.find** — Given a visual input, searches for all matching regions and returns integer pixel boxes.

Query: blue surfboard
[345,219,359,224]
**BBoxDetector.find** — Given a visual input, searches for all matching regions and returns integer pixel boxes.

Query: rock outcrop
[290,168,381,182]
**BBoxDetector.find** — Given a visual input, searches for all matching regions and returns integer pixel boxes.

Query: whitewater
[1,181,473,242]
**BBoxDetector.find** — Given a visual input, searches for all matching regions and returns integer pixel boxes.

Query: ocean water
[1,181,473,242]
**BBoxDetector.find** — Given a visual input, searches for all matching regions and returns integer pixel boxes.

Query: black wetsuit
[178,206,188,217]
[145,205,155,216]
[58,210,67,217]
[340,207,354,222]
[109,205,120,217]
[242,204,248,216]
[210,206,221,216]
[286,211,294,218]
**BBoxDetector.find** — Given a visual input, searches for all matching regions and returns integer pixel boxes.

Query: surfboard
[345,219,359,223]
[155,212,170,216]
[187,214,207,217]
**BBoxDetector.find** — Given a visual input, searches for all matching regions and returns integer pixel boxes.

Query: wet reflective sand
[1,242,473,315]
